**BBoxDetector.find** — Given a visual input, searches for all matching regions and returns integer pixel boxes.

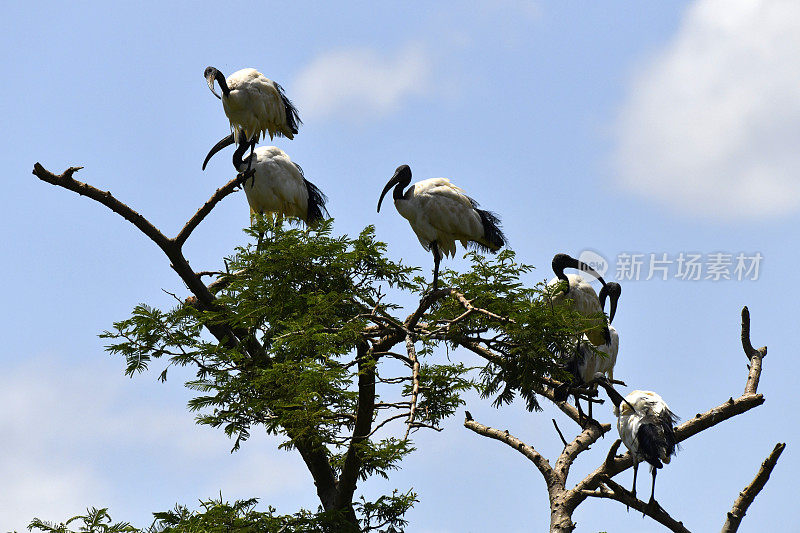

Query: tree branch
[336,342,377,510]
[741,306,767,395]
[32,164,171,251]
[721,442,786,533]
[403,335,421,441]
[589,477,691,533]
[463,411,559,489]
[565,307,774,531]
[175,171,251,246]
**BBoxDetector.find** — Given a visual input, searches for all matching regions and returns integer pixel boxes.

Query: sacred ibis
[377,165,506,289]
[559,324,620,421]
[595,376,679,508]
[203,131,328,227]
[203,67,301,173]
[548,254,621,346]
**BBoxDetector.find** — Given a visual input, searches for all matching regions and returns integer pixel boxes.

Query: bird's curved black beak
[377,169,402,213]
[599,282,621,323]
[202,133,235,170]
[205,67,222,100]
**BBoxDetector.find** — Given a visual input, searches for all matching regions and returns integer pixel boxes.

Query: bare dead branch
[33,163,172,251]
[592,477,691,533]
[463,412,559,489]
[740,306,767,395]
[721,442,786,533]
[555,421,608,484]
[175,170,252,246]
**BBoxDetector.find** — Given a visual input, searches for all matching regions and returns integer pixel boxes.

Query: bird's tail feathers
[304,180,329,227]
[274,81,302,136]
[476,208,507,252]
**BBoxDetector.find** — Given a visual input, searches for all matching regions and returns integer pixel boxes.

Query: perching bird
[595,376,679,508]
[549,254,622,420]
[548,254,621,346]
[203,131,328,227]
[203,67,301,173]
[560,325,620,421]
[377,164,506,289]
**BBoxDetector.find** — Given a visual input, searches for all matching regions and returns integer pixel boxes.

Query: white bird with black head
[377,165,507,289]
[548,253,621,347]
[549,253,622,420]
[203,67,301,174]
[203,130,328,227]
[595,376,679,509]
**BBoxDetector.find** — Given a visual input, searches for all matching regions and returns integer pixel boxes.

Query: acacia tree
[28,164,592,532]
[28,164,784,533]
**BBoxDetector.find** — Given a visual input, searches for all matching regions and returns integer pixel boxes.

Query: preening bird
[377,164,506,289]
[203,67,301,172]
[595,376,679,508]
[203,131,328,227]
[563,324,619,416]
[548,253,621,347]
[549,254,622,420]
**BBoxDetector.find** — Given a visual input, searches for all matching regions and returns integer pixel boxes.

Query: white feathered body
[395,178,497,259]
[547,273,607,346]
[616,390,677,468]
[222,68,295,143]
[240,146,309,221]
[576,325,619,383]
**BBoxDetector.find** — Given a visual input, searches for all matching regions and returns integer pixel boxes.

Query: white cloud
[614,0,800,220]
[293,43,432,122]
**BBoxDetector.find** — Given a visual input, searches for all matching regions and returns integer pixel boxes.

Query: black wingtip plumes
[274,81,302,136]
[304,179,329,227]
[477,208,507,251]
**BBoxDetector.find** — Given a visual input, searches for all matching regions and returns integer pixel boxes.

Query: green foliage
[403,363,474,428]
[102,220,413,451]
[431,250,601,411]
[93,219,595,532]
[28,507,136,533]
[28,493,418,533]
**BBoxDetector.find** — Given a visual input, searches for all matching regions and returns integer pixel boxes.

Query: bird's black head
[377,164,412,213]
[551,253,607,293]
[599,281,622,324]
[204,66,227,99]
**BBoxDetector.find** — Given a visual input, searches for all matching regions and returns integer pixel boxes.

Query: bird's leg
[631,461,639,502]
[588,393,593,421]
[574,394,586,427]
[646,468,661,515]
[431,242,441,290]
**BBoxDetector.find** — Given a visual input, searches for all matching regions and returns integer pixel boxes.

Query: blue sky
[3,1,797,531]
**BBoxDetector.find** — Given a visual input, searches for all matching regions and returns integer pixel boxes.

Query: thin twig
[552,419,568,448]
